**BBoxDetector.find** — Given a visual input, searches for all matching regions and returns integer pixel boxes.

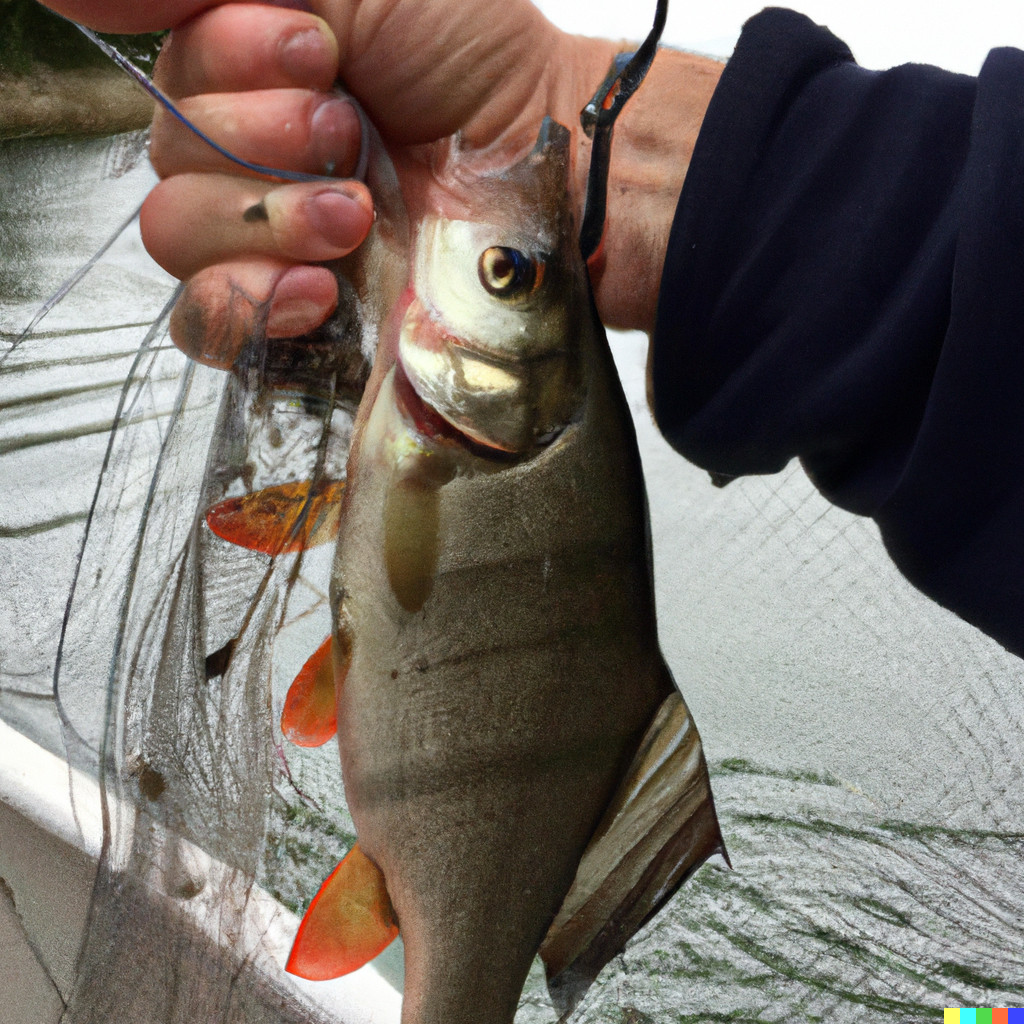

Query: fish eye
[477,246,540,299]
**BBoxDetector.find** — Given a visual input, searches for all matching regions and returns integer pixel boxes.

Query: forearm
[549,37,723,333]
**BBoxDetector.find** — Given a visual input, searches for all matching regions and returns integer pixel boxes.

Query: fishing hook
[578,0,669,260]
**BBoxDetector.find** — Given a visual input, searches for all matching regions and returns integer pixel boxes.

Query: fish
[34,12,722,1018]
[279,115,726,1022]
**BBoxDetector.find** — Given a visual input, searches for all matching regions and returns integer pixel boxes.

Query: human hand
[41,0,720,357]
[82,0,611,366]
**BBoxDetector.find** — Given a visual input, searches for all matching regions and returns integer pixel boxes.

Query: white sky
[536,0,1024,76]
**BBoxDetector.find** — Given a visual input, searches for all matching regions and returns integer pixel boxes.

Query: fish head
[395,119,587,459]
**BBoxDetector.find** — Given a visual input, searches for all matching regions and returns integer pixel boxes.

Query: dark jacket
[652,8,1024,658]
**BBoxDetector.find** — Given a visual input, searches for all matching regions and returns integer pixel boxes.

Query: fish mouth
[393,359,520,460]
[397,298,579,454]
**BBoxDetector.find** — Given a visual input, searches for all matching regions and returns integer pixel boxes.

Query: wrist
[549,38,723,333]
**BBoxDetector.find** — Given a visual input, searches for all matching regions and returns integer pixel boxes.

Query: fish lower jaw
[397,299,575,455]
[392,358,521,461]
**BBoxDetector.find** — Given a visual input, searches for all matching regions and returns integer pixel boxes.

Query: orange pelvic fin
[205,479,345,555]
[281,635,339,747]
[285,843,399,981]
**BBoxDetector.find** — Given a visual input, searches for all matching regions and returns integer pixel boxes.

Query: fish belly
[336,500,668,1024]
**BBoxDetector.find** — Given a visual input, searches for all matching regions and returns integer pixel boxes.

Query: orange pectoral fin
[285,843,399,981]
[281,635,338,747]
[205,479,345,555]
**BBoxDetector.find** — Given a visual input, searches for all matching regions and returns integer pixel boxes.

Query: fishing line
[7,17,373,364]
[579,0,669,259]
[62,16,372,185]
[4,19,341,366]
[51,285,184,761]
[0,203,143,369]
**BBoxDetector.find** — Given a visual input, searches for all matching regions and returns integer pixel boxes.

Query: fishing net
[0,128,399,1023]
[1,26,1023,1024]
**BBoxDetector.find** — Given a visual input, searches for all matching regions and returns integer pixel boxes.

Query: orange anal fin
[286,843,399,981]
[205,479,344,555]
[281,635,338,747]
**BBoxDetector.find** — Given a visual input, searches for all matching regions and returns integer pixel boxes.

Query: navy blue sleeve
[651,8,1024,658]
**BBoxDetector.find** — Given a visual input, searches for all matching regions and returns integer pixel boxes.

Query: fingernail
[279,25,334,82]
[310,97,361,177]
[171,284,248,369]
[267,297,326,337]
[267,265,338,337]
[305,188,370,249]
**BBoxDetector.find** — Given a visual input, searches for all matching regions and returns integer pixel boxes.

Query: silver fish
[283,118,725,1023]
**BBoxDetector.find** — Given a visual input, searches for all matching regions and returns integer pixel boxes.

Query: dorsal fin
[540,691,726,1017]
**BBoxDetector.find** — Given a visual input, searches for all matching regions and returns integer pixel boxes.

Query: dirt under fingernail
[243,200,269,223]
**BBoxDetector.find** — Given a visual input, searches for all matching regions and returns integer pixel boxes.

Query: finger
[155,5,338,97]
[140,174,374,280]
[149,89,362,180]
[35,0,215,33]
[170,260,339,367]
